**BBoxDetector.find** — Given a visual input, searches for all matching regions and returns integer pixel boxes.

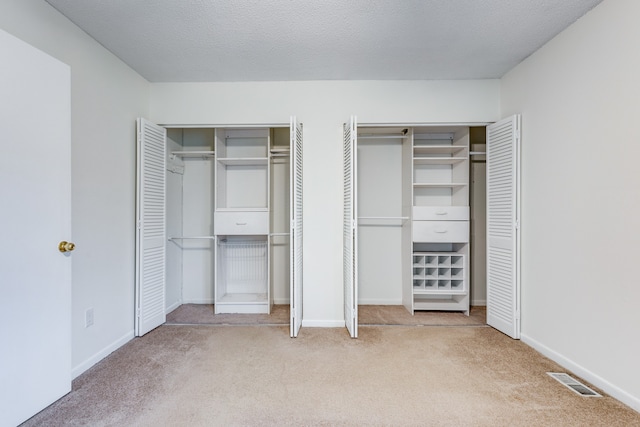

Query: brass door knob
[59,241,76,253]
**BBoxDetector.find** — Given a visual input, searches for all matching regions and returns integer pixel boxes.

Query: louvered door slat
[486,115,521,339]
[290,116,303,337]
[135,118,167,336]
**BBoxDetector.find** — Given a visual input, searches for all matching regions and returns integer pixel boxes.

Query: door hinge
[515,220,520,230]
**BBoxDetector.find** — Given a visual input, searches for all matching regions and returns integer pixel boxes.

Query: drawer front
[413,206,469,221]
[413,221,469,243]
[215,211,268,235]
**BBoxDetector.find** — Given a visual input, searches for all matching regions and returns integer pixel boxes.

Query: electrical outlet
[85,308,94,328]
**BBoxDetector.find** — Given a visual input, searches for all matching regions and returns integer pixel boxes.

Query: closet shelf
[215,207,268,212]
[413,289,467,296]
[358,216,409,220]
[413,182,468,188]
[414,145,466,155]
[225,135,268,140]
[413,157,467,165]
[270,147,290,158]
[217,157,268,166]
[358,134,407,140]
[171,150,215,158]
[216,293,268,303]
[168,236,215,240]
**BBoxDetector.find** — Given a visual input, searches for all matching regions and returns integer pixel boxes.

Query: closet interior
[350,122,486,324]
[164,126,296,316]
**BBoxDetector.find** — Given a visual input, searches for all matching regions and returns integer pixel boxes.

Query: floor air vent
[547,372,601,397]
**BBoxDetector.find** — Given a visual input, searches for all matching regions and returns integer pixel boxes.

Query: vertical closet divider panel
[401,128,414,313]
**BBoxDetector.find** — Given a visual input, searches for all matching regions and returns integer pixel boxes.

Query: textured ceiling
[44,0,603,82]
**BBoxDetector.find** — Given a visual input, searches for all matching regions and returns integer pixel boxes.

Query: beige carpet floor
[166,304,290,325]
[166,304,486,326]
[21,324,640,427]
[359,305,486,326]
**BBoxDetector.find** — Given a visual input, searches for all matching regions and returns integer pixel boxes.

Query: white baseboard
[71,330,134,379]
[471,299,486,306]
[521,333,640,413]
[273,298,290,305]
[165,300,181,313]
[302,319,345,327]
[181,298,214,304]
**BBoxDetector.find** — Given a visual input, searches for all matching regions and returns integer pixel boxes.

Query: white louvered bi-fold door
[343,117,358,338]
[486,115,521,339]
[290,116,303,337]
[136,118,167,336]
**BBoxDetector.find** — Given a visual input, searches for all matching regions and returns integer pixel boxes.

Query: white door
[343,117,358,338]
[0,30,72,426]
[290,117,303,337]
[486,115,521,339]
[136,118,167,336]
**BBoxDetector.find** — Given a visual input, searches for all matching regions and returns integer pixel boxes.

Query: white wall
[151,80,500,325]
[501,0,640,411]
[7,0,639,413]
[0,1,150,377]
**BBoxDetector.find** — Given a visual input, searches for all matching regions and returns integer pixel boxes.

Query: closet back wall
[357,137,404,304]
[150,80,500,325]
[166,129,216,308]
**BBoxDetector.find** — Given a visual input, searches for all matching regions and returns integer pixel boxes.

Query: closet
[343,117,472,338]
[136,118,303,337]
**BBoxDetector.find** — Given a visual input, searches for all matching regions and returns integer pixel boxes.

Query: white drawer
[413,221,469,243]
[215,211,268,235]
[413,206,469,221]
